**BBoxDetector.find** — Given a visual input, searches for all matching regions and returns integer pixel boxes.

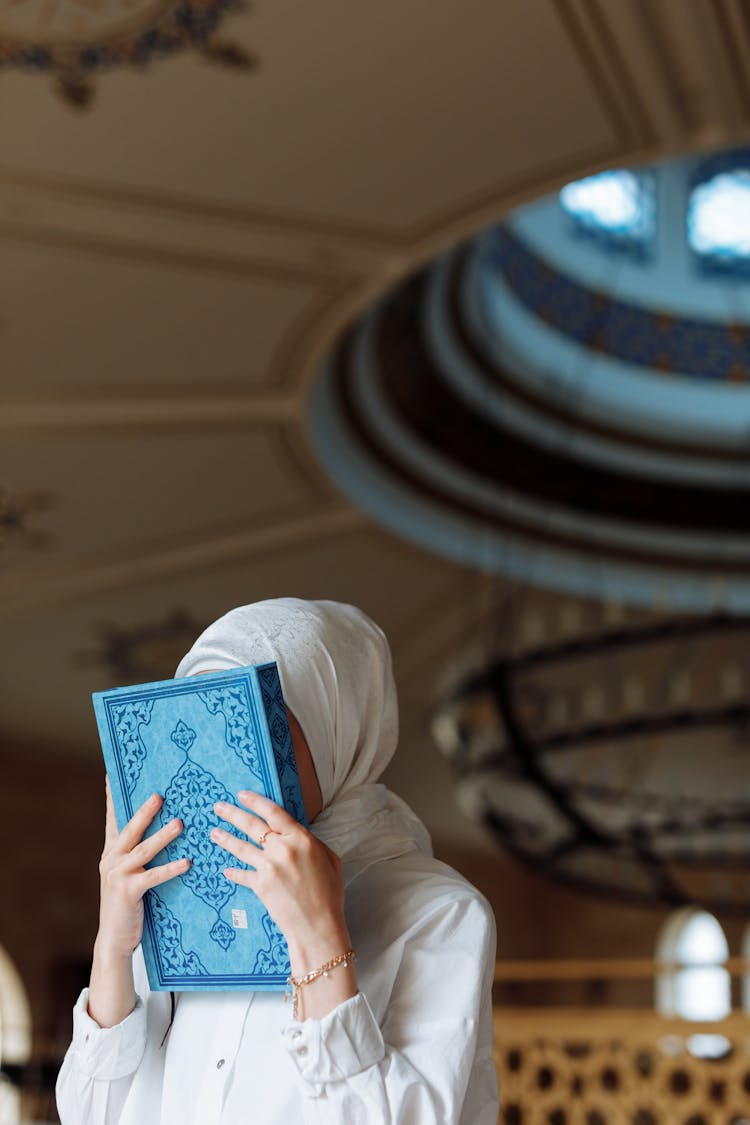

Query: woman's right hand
[96,776,190,959]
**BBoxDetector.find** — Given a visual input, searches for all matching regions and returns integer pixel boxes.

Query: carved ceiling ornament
[0,485,55,551]
[0,0,255,108]
[79,608,207,684]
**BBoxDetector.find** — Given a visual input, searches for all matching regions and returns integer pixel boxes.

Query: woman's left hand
[211,791,352,975]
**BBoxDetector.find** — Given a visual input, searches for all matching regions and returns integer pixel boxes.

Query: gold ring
[258,829,271,846]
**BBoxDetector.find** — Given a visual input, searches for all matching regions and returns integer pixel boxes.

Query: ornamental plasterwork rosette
[78,609,207,684]
[0,0,255,108]
[0,485,55,550]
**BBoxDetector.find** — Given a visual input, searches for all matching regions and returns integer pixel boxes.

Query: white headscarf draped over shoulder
[175,598,432,885]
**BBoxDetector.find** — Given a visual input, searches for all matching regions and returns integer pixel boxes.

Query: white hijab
[175,598,432,885]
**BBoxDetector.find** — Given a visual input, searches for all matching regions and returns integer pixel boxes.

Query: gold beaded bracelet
[285,948,356,1021]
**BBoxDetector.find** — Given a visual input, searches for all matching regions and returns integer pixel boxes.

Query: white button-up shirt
[57,851,499,1124]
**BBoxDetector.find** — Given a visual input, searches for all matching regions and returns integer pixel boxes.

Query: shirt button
[216,1058,225,1069]
[291,1029,302,1041]
[297,1046,308,1056]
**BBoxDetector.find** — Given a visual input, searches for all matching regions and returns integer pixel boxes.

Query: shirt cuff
[281,991,385,1096]
[70,987,147,1081]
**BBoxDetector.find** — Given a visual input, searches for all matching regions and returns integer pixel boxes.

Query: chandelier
[0,0,255,107]
[432,607,750,913]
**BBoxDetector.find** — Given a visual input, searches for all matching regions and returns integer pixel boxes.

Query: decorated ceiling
[3,0,750,859]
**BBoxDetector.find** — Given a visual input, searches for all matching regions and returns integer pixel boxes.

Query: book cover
[92,662,307,992]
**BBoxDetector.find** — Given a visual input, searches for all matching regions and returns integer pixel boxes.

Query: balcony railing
[492,959,750,1125]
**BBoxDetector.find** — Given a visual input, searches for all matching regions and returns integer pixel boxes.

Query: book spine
[91,691,165,988]
[254,663,309,828]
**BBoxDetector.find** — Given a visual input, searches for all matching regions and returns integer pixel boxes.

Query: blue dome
[309,149,750,613]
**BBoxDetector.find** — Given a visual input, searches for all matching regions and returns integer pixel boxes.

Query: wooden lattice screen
[493,960,750,1125]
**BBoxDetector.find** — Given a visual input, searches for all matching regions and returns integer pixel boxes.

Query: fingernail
[150,793,161,805]
[214,801,228,812]
[237,790,251,799]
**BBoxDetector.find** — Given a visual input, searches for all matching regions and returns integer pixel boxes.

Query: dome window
[559,169,655,257]
[688,154,750,276]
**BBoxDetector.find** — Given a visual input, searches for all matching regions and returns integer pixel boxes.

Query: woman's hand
[211,791,358,1018]
[97,776,190,960]
[88,778,190,1029]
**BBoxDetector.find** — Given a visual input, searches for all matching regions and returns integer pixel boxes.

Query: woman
[57,598,499,1124]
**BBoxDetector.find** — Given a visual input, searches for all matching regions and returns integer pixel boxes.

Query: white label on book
[231,909,248,930]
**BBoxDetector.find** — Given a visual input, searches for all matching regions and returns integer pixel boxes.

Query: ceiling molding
[0,505,367,621]
[0,216,357,286]
[718,0,750,118]
[0,149,647,302]
[265,281,359,392]
[273,419,352,505]
[691,0,750,131]
[0,393,302,432]
[554,0,658,148]
[0,169,402,285]
[608,0,695,142]
[0,155,624,309]
[0,168,400,245]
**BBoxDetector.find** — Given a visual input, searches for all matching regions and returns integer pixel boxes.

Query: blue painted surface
[471,236,750,450]
[308,314,750,612]
[512,157,750,325]
[489,226,750,382]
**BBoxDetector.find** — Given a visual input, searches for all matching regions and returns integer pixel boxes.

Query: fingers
[223,867,256,890]
[136,857,191,893]
[236,789,298,833]
[213,800,270,843]
[118,792,164,853]
[124,818,184,870]
[210,826,260,867]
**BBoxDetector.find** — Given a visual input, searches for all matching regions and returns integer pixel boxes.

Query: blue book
[92,663,307,992]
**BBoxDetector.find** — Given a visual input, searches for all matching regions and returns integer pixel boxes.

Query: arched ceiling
[3,0,750,852]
